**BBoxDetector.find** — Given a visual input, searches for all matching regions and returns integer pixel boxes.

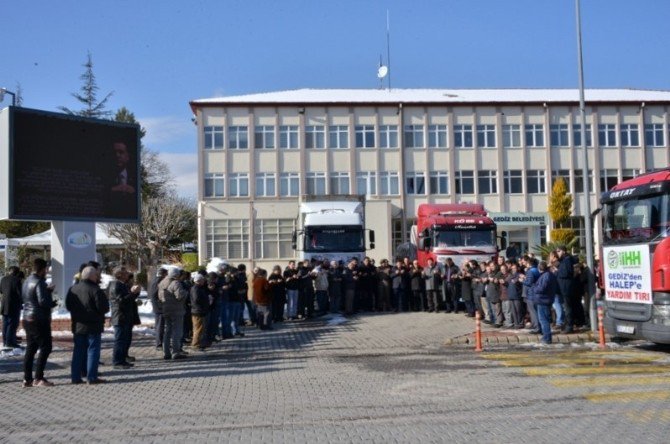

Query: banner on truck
[603,245,652,304]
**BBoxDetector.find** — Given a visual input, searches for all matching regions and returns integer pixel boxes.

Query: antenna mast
[386,10,391,90]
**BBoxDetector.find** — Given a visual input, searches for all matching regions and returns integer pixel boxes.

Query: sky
[2,0,670,199]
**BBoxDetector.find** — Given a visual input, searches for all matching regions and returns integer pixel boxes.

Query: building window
[476,124,496,148]
[254,125,275,149]
[598,124,617,147]
[305,125,325,149]
[525,124,545,147]
[306,172,326,195]
[229,173,249,197]
[573,124,593,147]
[620,124,639,147]
[380,171,399,195]
[477,170,498,194]
[404,125,425,148]
[204,173,224,197]
[551,169,572,193]
[405,172,426,195]
[428,124,448,148]
[645,123,665,147]
[454,124,473,148]
[254,219,295,259]
[455,170,475,194]
[565,216,586,255]
[550,124,569,147]
[526,170,546,194]
[599,169,618,192]
[329,125,349,149]
[503,124,521,148]
[429,171,449,195]
[574,169,594,193]
[330,172,350,195]
[379,125,399,148]
[622,169,640,181]
[204,219,249,260]
[279,125,299,149]
[204,126,224,150]
[355,125,375,148]
[255,173,276,197]
[503,170,523,194]
[228,126,248,149]
[356,171,377,196]
[280,172,300,197]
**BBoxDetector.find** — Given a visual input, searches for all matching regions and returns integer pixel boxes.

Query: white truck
[292,196,375,264]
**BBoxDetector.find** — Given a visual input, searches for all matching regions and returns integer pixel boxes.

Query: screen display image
[8,107,140,222]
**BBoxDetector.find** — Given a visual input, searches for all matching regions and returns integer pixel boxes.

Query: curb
[445,331,611,346]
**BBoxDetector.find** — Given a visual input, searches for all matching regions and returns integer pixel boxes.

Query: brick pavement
[0,311,668,443]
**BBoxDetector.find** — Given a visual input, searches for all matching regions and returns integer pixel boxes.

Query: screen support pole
[51,221,97,304]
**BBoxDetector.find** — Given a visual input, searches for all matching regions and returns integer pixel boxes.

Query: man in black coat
[556,246,577,334]
[1,266,23,348]
[21,258,57,387]
[109,267,140,369]
[65,266,110,384]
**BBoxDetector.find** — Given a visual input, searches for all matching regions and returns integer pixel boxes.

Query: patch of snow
[323,314,347,326]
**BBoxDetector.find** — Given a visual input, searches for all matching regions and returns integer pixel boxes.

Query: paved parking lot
[1,312,669,443]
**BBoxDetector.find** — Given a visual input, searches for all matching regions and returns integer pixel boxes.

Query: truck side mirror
[369,230,375,249]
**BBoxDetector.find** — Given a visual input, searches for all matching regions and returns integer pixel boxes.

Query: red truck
[600,168,670,344]
[414,203,501,268]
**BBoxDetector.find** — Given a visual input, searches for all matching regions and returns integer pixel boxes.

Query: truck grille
[606,301,652,322]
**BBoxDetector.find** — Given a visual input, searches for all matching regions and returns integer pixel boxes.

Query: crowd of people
[1,246,595,387]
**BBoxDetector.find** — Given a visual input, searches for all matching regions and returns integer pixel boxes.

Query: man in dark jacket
[1,266,23,349]
[190,274,210,350]
[21,258,57,387]
[534,261,558,344]
[149,267,167,349]
[109,267,140,369]
[556,246,577,333]
[65,266,110,384]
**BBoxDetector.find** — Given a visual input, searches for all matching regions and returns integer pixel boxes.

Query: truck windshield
[304,226,364,252]
[603,193,670,243]
[434,229,495,248]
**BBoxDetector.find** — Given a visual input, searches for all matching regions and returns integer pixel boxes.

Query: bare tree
[106,195,196,271]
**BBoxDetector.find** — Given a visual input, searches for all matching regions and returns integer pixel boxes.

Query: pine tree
[59,52,113,118]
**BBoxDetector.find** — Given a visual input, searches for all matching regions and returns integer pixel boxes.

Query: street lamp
[0,87,16,106]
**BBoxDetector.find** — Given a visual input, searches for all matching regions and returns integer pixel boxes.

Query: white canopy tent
[5,223,123,247]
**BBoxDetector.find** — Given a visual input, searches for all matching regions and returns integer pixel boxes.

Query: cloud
[158,152,198,200]
[139,116,194,150]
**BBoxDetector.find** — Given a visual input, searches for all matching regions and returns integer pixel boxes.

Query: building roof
[190,88,670,110]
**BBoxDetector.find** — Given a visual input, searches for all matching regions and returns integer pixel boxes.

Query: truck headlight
[652,292,670,305]
[652,305,670,325]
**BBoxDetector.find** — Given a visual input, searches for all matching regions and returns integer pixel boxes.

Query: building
[190,88,670,269]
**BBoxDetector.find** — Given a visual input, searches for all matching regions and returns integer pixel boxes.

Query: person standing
[376,260,392,312]
[328,261,344,314]
[522,257,541,333]
[409,260,424,312]
[342,260,358,316]
[109,267,140,369]
[556,246,577,333]
[314,261,330,315]
[253,269,272,329]
[443,258,461,313]
[422,258,441,313]
[65,266,109,384]
[533,261,558,344]
[298,260,315,318]
[1,266,23,349]
[190,273,210,350]
[268,265,286,322]
[283,261,300,320]
[159,267,189,360]
[459,262,475,317]
[148,267,167,350]
[390,259,406,312]
[21,258,57,387]
[505,263,525,328]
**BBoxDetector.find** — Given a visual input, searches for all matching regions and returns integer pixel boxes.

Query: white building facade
[190,88,670,269]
